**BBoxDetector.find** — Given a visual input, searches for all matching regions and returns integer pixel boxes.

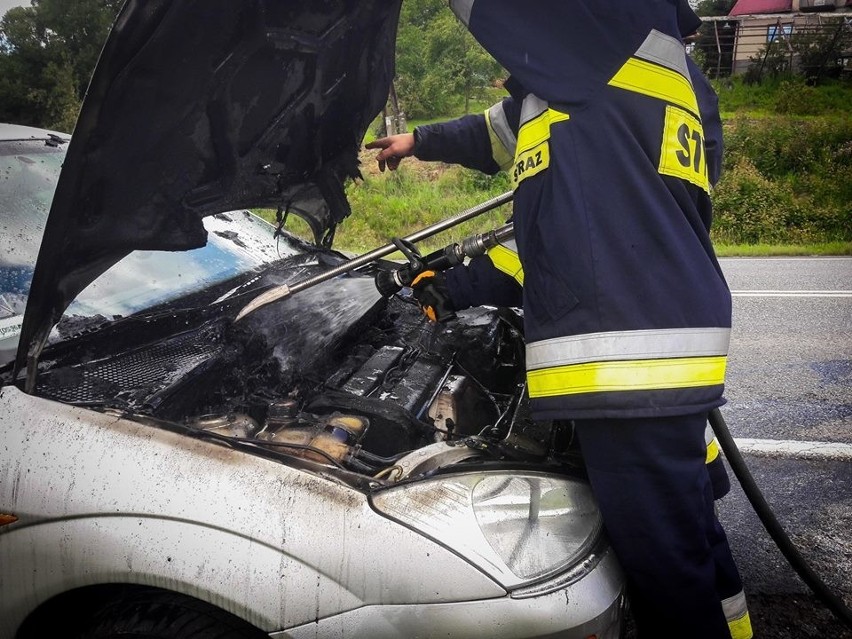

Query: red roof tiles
[729,0,793,15]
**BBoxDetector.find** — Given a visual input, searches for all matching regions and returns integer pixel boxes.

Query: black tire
[69,587,267,639]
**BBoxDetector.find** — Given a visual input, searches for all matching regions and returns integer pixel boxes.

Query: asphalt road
[715,257,852,638]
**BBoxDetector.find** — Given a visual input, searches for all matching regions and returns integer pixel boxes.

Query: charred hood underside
[18,0,402,379]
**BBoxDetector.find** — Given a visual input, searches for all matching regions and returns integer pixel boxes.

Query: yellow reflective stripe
[706,438,721,463]
[485,107,515,171]
[488,244,524,285]
[527,356,727,398]
[728,612,753,639]
[516,109,569,154]
[608,57,699,117]
[512,109,569,188]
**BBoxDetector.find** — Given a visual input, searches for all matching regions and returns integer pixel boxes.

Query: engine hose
[708,408,852,629]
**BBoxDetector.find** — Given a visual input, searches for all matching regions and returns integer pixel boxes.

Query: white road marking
[731,290,852,297]
[732,438,852,461]
[720,257,852,261]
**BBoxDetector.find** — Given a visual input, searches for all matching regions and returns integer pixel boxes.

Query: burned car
[0,2,624,638]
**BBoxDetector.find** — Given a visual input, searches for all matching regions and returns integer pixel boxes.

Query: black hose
[709,408,852,629]
[355,449,410,465]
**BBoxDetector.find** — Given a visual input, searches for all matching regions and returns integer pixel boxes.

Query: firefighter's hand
[365,133,415,172]
[411,270,456,323]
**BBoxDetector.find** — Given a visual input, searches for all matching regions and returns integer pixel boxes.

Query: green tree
[0,0,121,131]
[394,0,502,119]
[695,0,736,16]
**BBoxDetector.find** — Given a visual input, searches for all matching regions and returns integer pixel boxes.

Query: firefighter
[367,2,751,637]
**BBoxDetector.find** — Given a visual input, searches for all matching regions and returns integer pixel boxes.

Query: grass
[714,242,852,257]
[713,76,852,117]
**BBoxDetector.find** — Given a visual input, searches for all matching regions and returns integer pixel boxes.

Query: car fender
[0,386,505,637]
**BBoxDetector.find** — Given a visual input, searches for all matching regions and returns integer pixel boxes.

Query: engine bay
[29,269,562,481]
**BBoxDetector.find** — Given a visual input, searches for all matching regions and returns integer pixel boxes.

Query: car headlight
[371,471,602,589]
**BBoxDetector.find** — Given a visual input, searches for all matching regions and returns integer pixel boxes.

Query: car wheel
[70,588,267,639]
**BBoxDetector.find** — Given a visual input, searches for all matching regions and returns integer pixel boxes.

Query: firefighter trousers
[573,412,745,638]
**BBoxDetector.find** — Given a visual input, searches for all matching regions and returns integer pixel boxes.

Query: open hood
[16,0,402,381]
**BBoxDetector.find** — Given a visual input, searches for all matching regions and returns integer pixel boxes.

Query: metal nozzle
[234,283,292,322]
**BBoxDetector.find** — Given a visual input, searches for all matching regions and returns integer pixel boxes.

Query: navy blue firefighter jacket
[415,0,730,420]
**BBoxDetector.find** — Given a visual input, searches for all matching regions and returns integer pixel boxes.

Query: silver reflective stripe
[501,239,518,252]
[704,424,715,446]
[634,29,692,86]
[722,591,748,621]
[449,0,474,26]
[520,94,548,127]
[526,328,731,371]
[487,102,517,156]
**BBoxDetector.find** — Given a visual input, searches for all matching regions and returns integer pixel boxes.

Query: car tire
[69,588,267,639]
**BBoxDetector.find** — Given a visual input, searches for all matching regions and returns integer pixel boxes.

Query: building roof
[729,0,852,15]
[729,0,792,16]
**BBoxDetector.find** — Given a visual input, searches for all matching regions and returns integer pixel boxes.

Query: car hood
[16,0,401,380]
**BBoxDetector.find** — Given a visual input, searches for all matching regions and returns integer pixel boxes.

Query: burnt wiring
[378,346,422,393]
[454,359,512,417]
[479,390,522,440]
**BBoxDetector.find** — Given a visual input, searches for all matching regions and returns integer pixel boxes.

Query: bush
[722,115,852,178]
[773,79,821,115]
[713,159,795,243]
[712,157,851,244]
[716,114,852,244]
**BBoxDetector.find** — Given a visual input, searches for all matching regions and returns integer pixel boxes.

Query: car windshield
[0,137,301,364]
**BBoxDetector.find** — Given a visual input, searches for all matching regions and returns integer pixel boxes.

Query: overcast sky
[0,0,30,18]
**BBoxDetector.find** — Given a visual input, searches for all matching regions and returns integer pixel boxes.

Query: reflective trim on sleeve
[485,103,516,171]
[449,0,474,26]
[705,424,721,463]
[706,437,721,463]
[487,241,524,285]
[527,356,727,398]
[722,591,753,639]
[527,328,731,370]
[519,94,549,126]
[512,95,569,188]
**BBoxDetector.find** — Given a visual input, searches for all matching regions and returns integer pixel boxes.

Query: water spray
[234,191,513,322]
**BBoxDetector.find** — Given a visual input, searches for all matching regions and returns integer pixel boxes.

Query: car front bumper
[274,547,624,639]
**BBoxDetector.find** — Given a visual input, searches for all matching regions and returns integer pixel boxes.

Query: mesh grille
[41,332,221,404]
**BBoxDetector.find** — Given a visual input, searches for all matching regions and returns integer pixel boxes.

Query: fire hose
[710,409,852,628]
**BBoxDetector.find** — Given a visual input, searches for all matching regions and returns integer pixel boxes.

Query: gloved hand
[411,270,456,323]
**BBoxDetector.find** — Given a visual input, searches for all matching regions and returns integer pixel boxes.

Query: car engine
[30,266,560,481]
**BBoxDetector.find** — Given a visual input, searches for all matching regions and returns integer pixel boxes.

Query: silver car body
[0,385,622,638]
